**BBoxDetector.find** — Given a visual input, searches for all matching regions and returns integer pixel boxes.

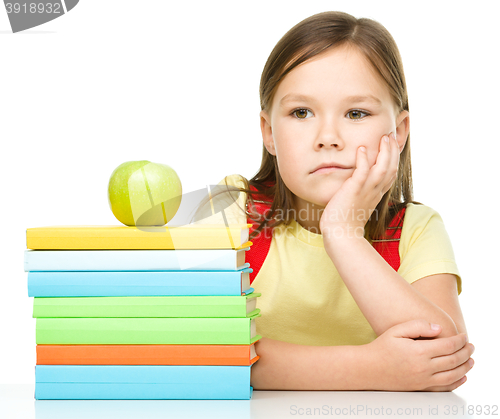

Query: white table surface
[1,381,497,419]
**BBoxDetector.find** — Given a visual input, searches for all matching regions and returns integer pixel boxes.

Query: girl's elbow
[435,313,460,338]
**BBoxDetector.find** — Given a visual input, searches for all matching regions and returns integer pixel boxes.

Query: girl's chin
[291,185,340,207]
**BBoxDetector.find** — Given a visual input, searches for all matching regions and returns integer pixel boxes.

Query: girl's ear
[395,110,410,153]
[260,110,276,156]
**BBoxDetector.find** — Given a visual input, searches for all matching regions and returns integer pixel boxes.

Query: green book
[33,293,261,318]
[36,313,261,345]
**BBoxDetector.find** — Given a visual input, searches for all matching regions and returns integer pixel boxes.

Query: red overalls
[245,183,406,285]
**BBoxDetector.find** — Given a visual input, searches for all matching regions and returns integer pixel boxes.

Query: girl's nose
[318,142,338,148]
[314,121,344,150]
[315,137,344,150]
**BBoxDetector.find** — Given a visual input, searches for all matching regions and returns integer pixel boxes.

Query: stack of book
[25,224,261,400]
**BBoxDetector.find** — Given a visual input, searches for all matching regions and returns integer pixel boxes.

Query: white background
[1,0,498,402]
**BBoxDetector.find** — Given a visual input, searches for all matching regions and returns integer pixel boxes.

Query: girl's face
[260,44,409,221]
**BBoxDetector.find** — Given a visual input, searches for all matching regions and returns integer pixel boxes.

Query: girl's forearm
[251,337,376,391]
[325,235,458,337]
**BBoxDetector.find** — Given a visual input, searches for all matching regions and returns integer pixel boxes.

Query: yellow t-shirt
[193,174,462,347]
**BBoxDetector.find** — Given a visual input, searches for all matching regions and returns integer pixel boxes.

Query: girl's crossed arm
[251,320,473,391]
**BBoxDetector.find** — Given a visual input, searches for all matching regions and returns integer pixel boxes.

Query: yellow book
[26,224,252,250]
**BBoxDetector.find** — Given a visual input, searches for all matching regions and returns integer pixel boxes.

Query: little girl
[192,11,474,392]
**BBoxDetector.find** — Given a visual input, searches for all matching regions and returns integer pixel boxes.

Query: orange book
[36,343,260,366]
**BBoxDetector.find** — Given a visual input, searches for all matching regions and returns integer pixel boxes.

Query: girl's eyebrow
[279,93,314,107]
[344,95,382,106]
[279,93,382,107]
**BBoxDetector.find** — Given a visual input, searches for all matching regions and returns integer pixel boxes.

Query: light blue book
[35,365,254,400]
[24,248,250,272]
[27,268,253,297]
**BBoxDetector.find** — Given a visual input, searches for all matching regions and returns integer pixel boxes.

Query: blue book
[35,365,254,400]
[28,269,253,297]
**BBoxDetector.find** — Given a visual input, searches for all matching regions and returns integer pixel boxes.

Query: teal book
[27,268,253,297]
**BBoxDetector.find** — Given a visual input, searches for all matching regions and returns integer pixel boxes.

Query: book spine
[26,226,250,250]
[33,295,261,318]
[24,249,251,271]
[35,365,253,400]
[36,317,260,345]
[36,344,259,366]
[28,270,252,297]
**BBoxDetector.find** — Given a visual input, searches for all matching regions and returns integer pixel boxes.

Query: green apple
[108,160,182,226]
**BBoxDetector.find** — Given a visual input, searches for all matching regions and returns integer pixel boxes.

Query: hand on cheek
[319,132,400,241]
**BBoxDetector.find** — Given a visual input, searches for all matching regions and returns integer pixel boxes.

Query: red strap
[245,183,406,284]
[371,206,406,272]
[246,184,274,285]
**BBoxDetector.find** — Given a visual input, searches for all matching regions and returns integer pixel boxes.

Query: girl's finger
[430,358,473,388]
[421,375,467,392]
[390,132,400,175]
[431,342,474,374]
[381,132,400,192]
[351,145,370,184]
[373,135,392,184]
[426,332,469,359]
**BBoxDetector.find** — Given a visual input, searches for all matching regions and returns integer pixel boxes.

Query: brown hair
[228,11,423,243]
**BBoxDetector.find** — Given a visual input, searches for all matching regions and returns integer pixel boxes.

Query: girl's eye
[290,108,370,120]
[291,108,312,119]
[347,110,369,120]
